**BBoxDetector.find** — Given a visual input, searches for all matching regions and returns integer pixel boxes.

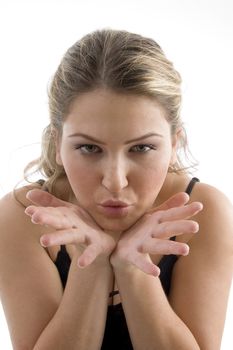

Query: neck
[153,173,175,207]
[155,172,190,207]
[104,230,123,242]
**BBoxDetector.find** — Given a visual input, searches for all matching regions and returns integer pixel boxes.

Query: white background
[0,0,232,348]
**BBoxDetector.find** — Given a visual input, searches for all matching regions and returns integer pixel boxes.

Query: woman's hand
[25,189,116,268]
[110,192,203,277]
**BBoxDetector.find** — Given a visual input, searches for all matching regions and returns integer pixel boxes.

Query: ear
[53,128,63,166]
[170,128,182,165]
[56,148,63,166]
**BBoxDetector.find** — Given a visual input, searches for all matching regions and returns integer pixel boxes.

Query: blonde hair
[24,28,196,192]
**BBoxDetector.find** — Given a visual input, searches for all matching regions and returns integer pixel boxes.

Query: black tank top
[53,177,199,350]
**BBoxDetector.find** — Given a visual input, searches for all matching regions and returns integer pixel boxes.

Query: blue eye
[130,144,156,153]
[75,144,101,154]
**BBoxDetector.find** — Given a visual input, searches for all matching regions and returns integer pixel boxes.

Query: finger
[140,237,189,256]
[152,219,199,239]
[147,192,190,214]
[26,189,73,208]
[155,201,203,223]
[132,252,160,277]
[25,206,77,229]
[77,244,101,268]
[26,189,95,228]
[40,228,86,247]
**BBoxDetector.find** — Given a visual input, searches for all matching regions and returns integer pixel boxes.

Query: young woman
[0,29,232,350]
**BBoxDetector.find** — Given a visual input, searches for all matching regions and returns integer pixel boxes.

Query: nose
[101,157,129,193]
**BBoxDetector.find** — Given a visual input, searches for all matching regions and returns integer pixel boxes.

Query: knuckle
[152,210,163,222]
[137,243,145,253]
[61,206,70,215]
[160,221,170,233]
[167,242,175,254]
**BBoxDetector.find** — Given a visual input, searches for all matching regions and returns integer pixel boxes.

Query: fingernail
[26,190,33,199]
[151,266,160,277]
[183,244,190,256]
[154,269,160,277]
[193,222,199,233]
[40,237,48,247]
[77,260,86,269]
[25,207,33,215]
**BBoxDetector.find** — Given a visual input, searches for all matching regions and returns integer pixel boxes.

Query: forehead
[63,89,170,137]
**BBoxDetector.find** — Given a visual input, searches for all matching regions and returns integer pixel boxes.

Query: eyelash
[74,144,157,154]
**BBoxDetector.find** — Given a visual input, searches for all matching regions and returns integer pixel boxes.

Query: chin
[94,213,141,234]
[98,220,130,233]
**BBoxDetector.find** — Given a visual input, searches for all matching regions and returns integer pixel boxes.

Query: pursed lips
[97,200,133,217]
[99,199,131,207]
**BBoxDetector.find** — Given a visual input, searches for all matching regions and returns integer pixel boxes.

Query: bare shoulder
[0,185,40,235]
[0,183,48,243]
[0,186,63,349]
[189,181,233,245]
[1,180,44,208]
[169,181,233,349]
[191,180,232,208]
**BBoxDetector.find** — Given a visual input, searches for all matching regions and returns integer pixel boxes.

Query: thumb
[147,192,190,214]
[26,189,73,208]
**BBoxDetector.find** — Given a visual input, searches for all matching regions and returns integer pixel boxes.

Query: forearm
[114,266,200,350]
[34,254,113,350]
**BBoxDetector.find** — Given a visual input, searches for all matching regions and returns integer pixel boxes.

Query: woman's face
[56,89,178,233]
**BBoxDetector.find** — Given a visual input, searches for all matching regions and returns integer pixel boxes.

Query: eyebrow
[68,132,163,145]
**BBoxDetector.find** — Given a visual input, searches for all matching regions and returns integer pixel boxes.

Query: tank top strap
[60,245,67,253]
[170,177,200,242]
[37,178,49,192]
[185,177,200,195]
[36,179,46,186]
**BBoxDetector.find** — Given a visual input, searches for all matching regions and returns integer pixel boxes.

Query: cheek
[67,168,95,190]
[138,157,170,197]
[61,156,96,197]
[142,154,170,180]
[142,169,166,194]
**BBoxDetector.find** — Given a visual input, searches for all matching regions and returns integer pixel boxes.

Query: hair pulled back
[25,28,194,191]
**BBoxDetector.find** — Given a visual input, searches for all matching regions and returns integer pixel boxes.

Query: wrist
[110,242,160,277]
[72,246,112,269]
[110,244,134,272]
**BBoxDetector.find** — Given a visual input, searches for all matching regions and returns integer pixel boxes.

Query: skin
[26,88,201,273]
[0,88,233,349]
[56,88,178,234]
